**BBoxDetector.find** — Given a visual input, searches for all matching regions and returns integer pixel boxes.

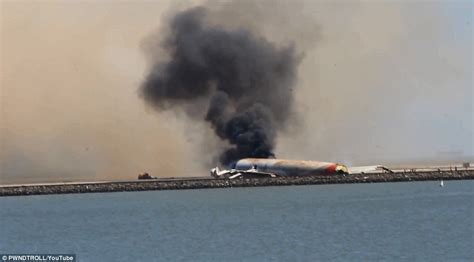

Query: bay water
[1,181,472,261]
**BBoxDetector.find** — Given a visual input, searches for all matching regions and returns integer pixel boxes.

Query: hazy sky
[1,0,472,183]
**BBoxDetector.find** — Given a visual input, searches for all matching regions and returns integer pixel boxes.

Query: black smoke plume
[141,7,300,166]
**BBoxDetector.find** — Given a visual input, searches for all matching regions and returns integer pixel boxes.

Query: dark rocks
[1,171,473,197]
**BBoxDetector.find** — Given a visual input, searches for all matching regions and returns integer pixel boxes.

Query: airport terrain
[1,166,473,197]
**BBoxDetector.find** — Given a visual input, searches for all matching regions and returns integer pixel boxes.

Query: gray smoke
[141,7,300,166]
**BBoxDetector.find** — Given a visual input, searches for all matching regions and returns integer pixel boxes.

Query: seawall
[1,170,473,197]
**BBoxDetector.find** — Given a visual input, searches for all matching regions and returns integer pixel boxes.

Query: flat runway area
[1,166,473,197]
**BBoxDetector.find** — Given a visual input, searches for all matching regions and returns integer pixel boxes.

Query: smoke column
[141,7,300,166]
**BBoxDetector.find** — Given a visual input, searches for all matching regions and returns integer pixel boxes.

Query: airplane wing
[228,170,278,179]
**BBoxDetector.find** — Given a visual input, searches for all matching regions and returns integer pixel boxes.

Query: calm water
[1,181,473,261]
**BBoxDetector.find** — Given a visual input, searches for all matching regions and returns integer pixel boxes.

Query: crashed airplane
[211,158,349,179]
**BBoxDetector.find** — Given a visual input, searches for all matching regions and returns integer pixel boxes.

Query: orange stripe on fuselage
[326,164,337,174]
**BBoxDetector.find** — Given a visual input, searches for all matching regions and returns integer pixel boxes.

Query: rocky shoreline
[1,170,473,197]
